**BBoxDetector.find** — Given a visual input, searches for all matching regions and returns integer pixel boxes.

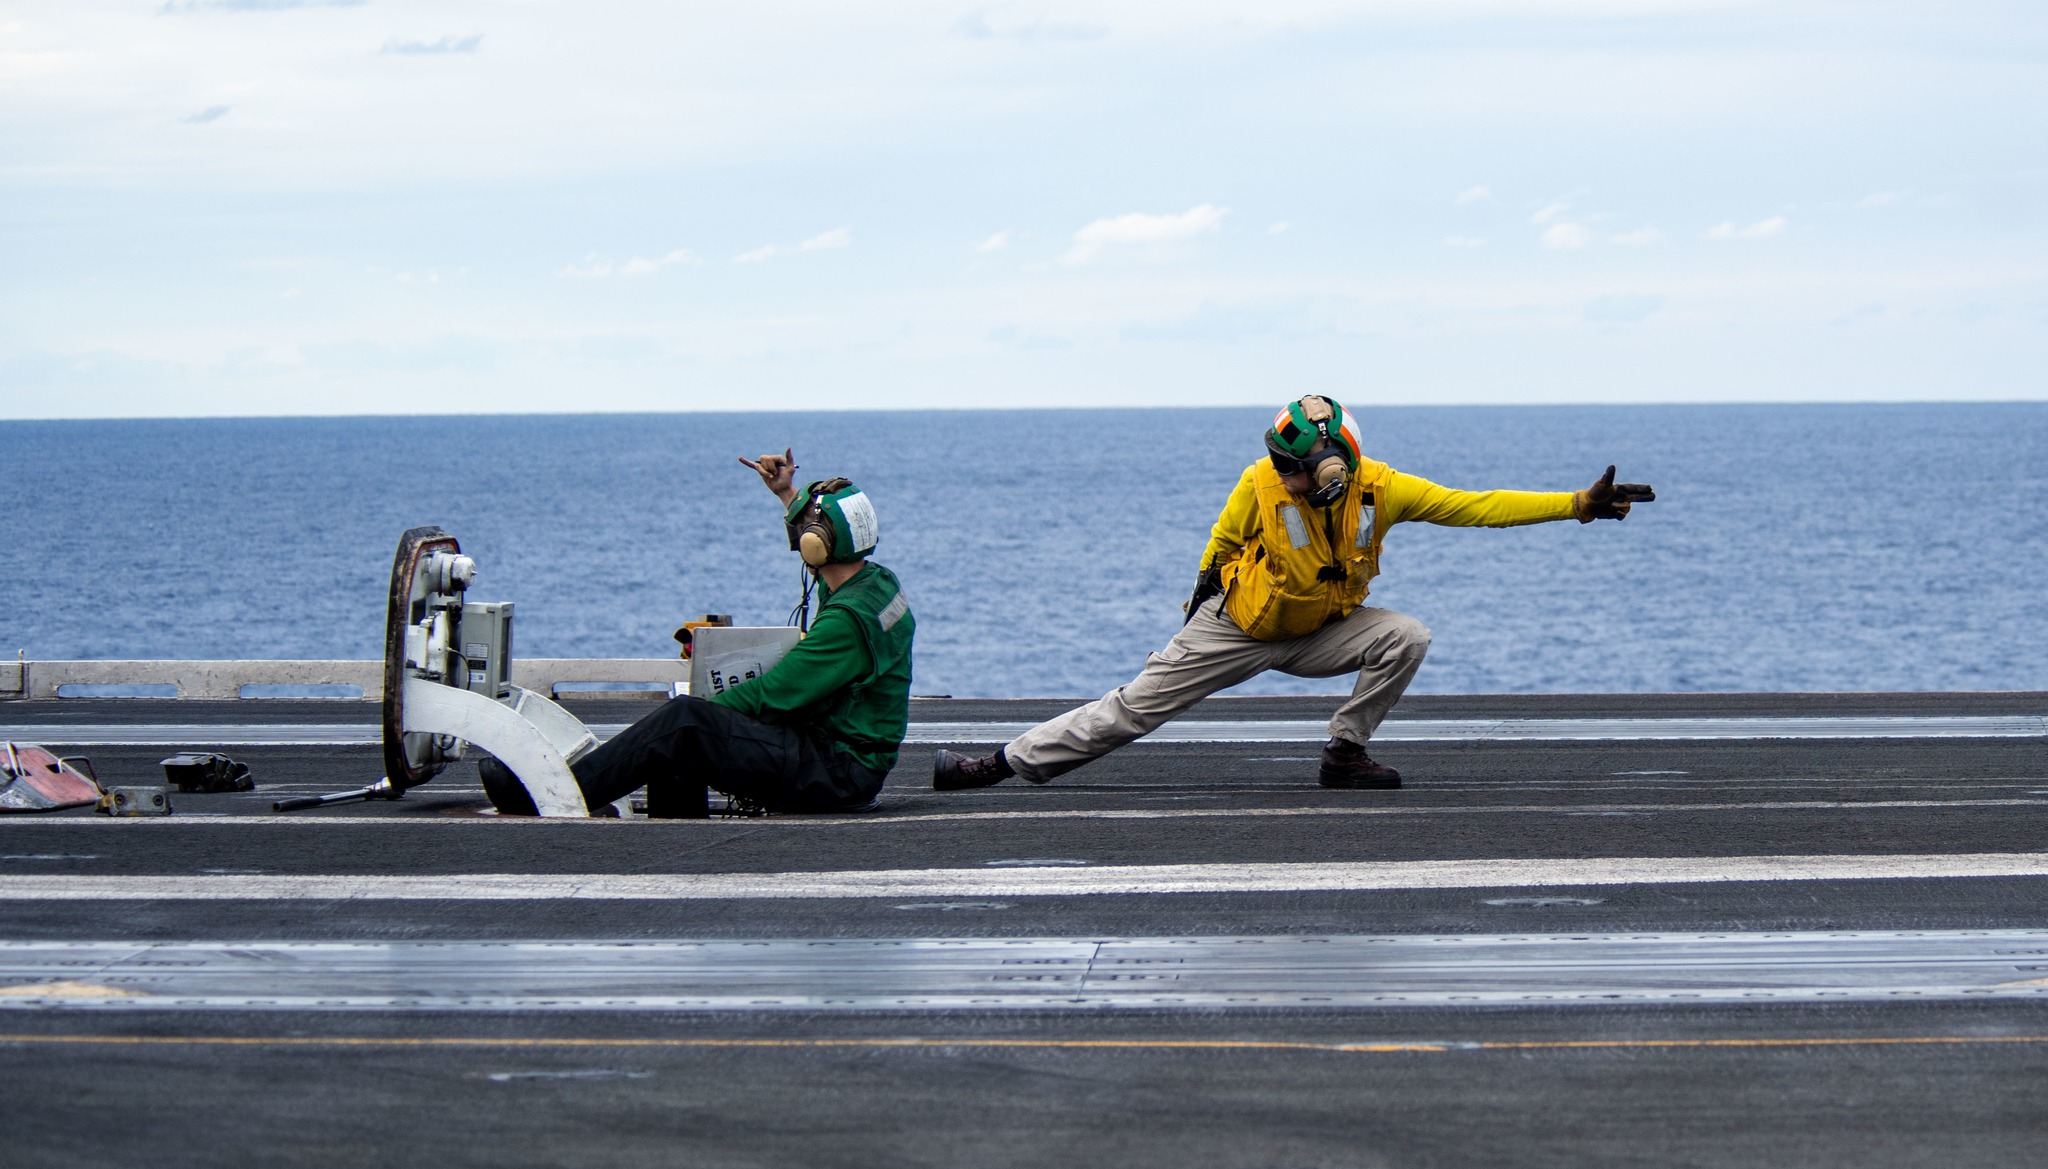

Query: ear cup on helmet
[799,526,833,567]
[1313,459,1347,495]
[1306,452,1349,507]
[786,476,876,569]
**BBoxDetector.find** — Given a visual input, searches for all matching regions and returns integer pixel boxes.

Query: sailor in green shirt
[491,449,914,816]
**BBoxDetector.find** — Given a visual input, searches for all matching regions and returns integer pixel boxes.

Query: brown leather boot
[933,748,1015,791]
[1319,737,1402,789]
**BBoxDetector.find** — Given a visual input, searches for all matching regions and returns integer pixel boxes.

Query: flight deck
[2,690,2045,1167]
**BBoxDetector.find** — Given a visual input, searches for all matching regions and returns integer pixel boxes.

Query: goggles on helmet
[1264,447,1318,476]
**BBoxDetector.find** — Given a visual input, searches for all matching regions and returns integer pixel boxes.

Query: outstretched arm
[1382,471,1578,528]
[1384,466,1655,528]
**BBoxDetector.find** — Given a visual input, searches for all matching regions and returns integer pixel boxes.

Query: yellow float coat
[1202,457,1576,641]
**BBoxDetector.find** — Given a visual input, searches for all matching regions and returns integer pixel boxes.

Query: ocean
[2,404,2042,697]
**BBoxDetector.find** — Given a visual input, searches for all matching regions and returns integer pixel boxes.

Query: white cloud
[1267,220,1290,235]
[1442,235,1484,248]
[1707,216,1787,240]
[1063,203,1227,265]
[557,248,701,278]
[798,227,850,252]
[1454,185,1489,207]
[619,248,702,277]
[1857,191,1907,208]
[976,231,1011,252]
[557,255,614,278]
[382,35,483,56]
[735,228,852,263]
[1530,201,1571,225]
[182,106,229,124]
[1610,227,1665,246]
[1541,222,1591,249]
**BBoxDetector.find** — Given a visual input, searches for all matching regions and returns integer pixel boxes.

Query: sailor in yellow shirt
[934,395,1655,791]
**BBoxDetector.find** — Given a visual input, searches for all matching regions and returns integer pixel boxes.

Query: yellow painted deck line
[3,1033,2046,1054]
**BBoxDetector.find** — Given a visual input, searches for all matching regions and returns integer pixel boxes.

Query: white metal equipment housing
[380,526,595,817]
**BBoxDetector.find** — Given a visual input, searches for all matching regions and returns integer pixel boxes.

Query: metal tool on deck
[275,526,599,817]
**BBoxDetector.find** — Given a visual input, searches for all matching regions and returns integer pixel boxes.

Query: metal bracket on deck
[399,679,592,817]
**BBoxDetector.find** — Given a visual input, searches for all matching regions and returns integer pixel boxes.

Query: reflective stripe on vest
[1280,505,1311,549]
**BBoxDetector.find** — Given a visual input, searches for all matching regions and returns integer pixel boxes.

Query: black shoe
[477,754,538,815]
[934,749,1014,791]
[1319,738,1402,789]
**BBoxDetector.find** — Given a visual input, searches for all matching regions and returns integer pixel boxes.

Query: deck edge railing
[0,660,690,701]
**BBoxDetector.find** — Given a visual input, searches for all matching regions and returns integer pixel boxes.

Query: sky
[1,0,2043,418]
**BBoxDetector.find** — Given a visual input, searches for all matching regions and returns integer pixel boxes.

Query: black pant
[570,695,883,814]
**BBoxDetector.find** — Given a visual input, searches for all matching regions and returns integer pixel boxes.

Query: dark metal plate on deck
[381,525,460,791]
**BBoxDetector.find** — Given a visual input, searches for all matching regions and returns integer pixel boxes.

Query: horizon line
[3,397,2044,425]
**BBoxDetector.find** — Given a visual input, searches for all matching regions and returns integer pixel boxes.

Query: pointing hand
[1573,464,1656,522]
[738,447,799,501]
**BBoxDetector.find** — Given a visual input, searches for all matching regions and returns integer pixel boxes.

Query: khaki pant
[1005,598,1432,783]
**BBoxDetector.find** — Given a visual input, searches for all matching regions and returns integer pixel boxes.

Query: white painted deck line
[1,853,2045,900]
[2,715,2042,747]
[910,717,2048,743]
[2,797,2044,828]
[3,930,2046,1011]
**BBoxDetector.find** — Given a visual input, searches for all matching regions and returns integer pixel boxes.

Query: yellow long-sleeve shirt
[1199,461,1577,575]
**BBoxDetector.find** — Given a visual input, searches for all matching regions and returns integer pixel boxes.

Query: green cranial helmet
[1264,396,1363,507]
[1264,395,1360,467]
[784,478,880,567]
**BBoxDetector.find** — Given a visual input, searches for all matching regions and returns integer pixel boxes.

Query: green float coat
[708,563,914,774]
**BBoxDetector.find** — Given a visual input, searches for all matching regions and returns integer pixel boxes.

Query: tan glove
[1573,464,1656,522]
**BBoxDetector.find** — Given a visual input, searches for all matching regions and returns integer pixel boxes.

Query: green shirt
[707,562,914,774]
